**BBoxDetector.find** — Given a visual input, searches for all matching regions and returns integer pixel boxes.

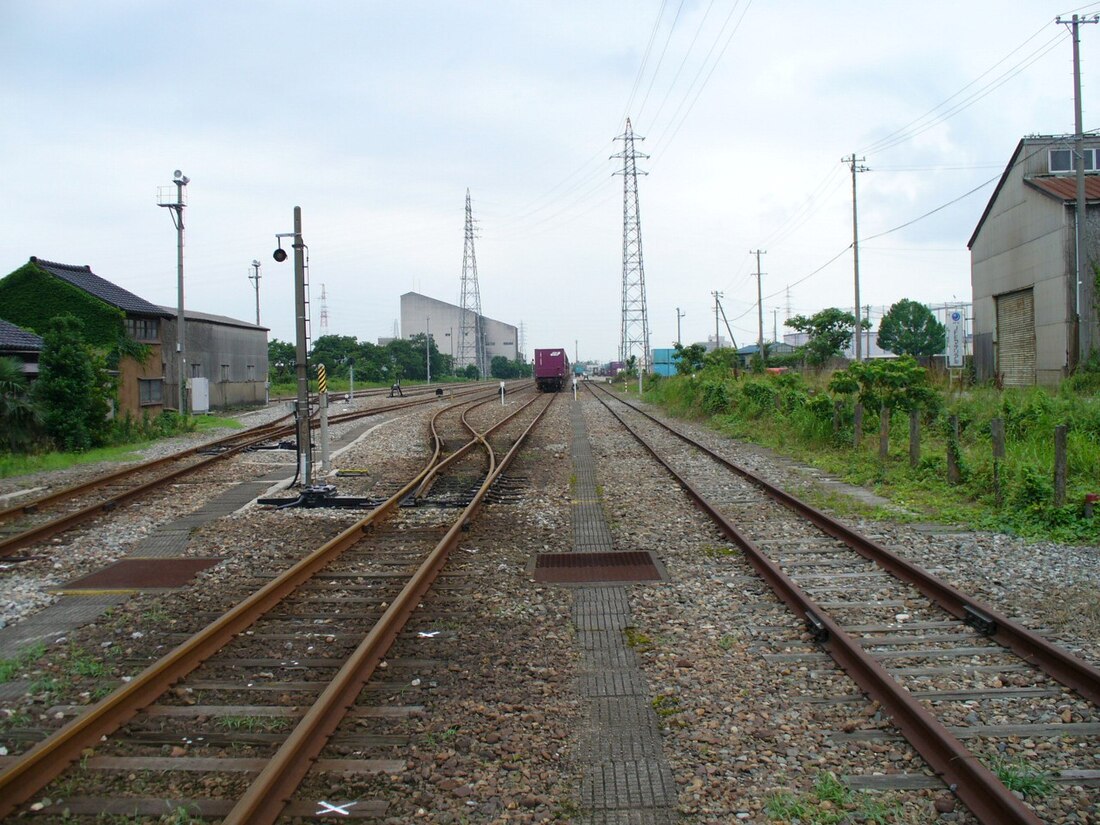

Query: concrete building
[968,135,1100,386]
[160,308,269,409]
[399,292,518,375]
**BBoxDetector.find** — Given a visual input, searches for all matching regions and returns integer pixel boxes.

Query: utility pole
[843,154,869,361]
[158,170,189,414]
[751,249,766,363]
[426,316,431,384]
[1058,13,1099,363]
[712,291,723,349]
[249,260,261,326]
[676,307,685,346]
[773,308,778,345]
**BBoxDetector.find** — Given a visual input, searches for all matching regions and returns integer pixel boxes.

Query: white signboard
[946,311,965,368]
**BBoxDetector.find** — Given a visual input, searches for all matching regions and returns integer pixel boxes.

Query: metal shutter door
[996,289,1036,387]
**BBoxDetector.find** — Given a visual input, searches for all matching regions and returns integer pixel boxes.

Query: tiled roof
[158,306,267,331]
[0,318,44,351]
[1025,175,1100,201]
[29,257,166,316]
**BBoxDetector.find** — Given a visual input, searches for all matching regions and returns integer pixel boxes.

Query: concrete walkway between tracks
[569,397,678,825]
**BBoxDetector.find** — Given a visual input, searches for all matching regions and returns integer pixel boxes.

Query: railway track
[587,382,1100,824]
[0,383,510,560]
[0,386,556,821]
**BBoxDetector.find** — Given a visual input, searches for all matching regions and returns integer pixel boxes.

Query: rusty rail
[588,384,1046,825]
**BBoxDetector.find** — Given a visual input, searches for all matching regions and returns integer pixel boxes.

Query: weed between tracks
[764,771,901,824]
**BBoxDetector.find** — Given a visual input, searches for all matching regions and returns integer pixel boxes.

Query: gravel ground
[1,391,1098,823]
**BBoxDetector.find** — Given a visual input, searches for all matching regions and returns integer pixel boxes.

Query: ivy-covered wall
[0,261,125,347]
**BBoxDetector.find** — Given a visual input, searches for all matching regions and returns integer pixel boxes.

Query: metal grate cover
[57,558,222,593]
[532,551,665,584]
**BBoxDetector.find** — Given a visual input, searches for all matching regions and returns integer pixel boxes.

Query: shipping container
[534,348,570,392]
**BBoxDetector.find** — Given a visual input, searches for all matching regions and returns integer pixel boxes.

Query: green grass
[647,374,1100,544]
[651,694,681,718]
[0,643,46,683]
[623,627,654,651]
[216,715,290,733]
[763,772,901,824]
[987,754,1055,798]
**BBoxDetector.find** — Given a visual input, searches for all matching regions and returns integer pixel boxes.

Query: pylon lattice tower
[613,118,650,372]
[458,189,487,376]
[319,283,329,337]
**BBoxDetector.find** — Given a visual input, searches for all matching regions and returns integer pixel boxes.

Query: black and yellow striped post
[317,363,330,474]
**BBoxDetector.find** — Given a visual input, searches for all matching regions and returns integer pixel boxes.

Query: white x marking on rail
[316,800,357,816]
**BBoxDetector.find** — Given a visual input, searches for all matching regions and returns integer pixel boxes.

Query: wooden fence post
[854,402,863,448]
[946,414,961,485]
[990,417,1005,508]
[879,406,891,461]
[909,409,920,469]
[1054,424,1067,507]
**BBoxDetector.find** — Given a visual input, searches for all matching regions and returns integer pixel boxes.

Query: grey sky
[2,1,1098,362]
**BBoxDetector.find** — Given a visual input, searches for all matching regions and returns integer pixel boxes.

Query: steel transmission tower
[613,119,650,372]
[319,283,329,336]
[458,189,487,376]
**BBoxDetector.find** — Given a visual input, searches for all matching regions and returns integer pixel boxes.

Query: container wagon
[534,348,570,392]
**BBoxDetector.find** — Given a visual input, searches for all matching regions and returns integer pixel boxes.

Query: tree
[788,308,868,367]
[33,315,112,452]
[877,299,946,357]
[0,356,42,452]
[310,335,360,376]
[268,339,296,383]
[491,355,523,379]
[673,343,707,374]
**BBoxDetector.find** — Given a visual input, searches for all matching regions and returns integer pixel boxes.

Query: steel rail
[0,384,506,559]
[588,385,1043,825]
[589,383,1100,706]
[0,391,522,816]
[221,394,556,823]
[0,415,292,526]
[412,388,541,499]
[0,390,540,816]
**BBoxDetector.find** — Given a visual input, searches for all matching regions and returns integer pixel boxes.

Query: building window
[502,341,513,346]
[139,379,163,406]
[221,364,230,382]
[191,363,203,378]
[247,364,256,381]
[125,317,160,341]
[1049,148,1096,174]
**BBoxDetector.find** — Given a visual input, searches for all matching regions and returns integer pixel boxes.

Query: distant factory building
[969,134,1100,386]
[399,292,518,376]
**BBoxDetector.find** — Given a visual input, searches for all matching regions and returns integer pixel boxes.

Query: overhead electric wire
[862,29,1067,155]
[645,0,719,134]
[648,0,753,163]
[620,0,669,127]
[635,0,687,125]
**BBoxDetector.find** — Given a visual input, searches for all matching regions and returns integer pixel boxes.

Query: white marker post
[500,380,506,406]
[572,375,578,400]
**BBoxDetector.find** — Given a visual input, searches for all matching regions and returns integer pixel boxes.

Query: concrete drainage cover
[531,551,666,584]
[56,558,222,593]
